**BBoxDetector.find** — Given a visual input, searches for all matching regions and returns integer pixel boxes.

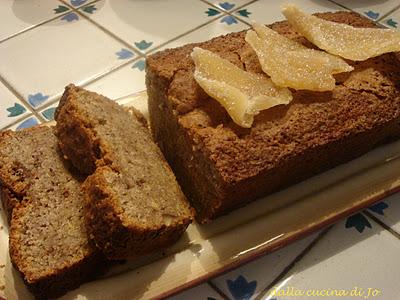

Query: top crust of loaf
[146,11,400,185]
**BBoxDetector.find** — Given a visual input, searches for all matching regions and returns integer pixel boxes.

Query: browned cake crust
[146,11,400,223]
[0,126,105,299]
[55,85,193,260]
[0,186,17,224]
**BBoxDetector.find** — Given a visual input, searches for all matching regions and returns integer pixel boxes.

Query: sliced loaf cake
[0,126,104,299]
[146,12,400,222]
[55,85,193,260]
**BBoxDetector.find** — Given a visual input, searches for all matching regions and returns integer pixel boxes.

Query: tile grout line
[326,0,353,12]
[146,0,258,54]
[146,14,229,55]
[377,4,400,22]
[363,211,400,240]
[36,55,142,112]
[327,0,400,23]
[0,0,100,44]
[80,56,142,89]
[254,227,332,300]
[207,280,232,300]
[58,0,99,8]
[67,3,144,57]
[3,113,34,131]
[200,0,259,12]
[199,0,257,27]
[0,75,45,123]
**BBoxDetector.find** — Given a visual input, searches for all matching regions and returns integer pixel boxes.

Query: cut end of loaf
[56,85,193,259]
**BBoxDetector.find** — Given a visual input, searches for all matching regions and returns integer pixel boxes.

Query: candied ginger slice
[191,47,292,128]
[245,23,353,91]
[282,4,400,61]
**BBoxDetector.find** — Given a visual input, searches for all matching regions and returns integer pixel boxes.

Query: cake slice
[0,126,104,298]
[145,11,400,223]
[55,85,193,260]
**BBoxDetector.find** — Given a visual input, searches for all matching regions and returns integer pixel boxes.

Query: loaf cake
[146,11,400,223]
[55,85,194,260]
[0,126,104,298]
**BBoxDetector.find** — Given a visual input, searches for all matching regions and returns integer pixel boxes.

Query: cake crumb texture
[55,85,193,259]
[0,126,103,299]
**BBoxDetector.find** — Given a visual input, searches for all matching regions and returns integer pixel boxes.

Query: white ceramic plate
[1,91,400,300]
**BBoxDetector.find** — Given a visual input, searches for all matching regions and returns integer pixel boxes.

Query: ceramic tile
[8,116,41,131]
[262,216,400,300]
[0,14,128,109]
[0,82,30,130]
[0,0,65,42]
[84,58,146,100]
[167,283,223,300]
[211,233,319,300]
[61,0,99,9]
[154,15,249,52]
[379,8,400,29]
[332,0,400,21]
[236,0,344,24]
[39,102,59,122]
[206,0,255,11]
[80,0,216,53]
[367,195,400,235]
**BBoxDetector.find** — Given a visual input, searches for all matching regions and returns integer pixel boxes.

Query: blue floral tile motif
[41,107,56,121]
[82,5,97,14]
[116,48,135,60]
[221,15,238,25]
[132,59,146,71]
[386,19,398,28]
[134,40,153,51]
[54,5,69,14]
[61,12,79,22]
[368,201,388,215]
[28,93,49,108]
[227,275,257,300]
[7,103,26,117]
[206,8,221,17]
[364,11,379,20]
[70,0,87,7]
[219,2,235,11]
[16,117,39,131]
[236,9,251,18]
[345,213,372,233]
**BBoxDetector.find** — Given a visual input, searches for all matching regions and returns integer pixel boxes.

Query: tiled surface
[367,195,400,235]
[332,0,400,21]
[380,8,400,29]
[8,115,41,131]
[236,0,345,24]
[0,1,400,299]
[0,82,30,129]
[81,0,214,53]
[206,0,255,11]
[0,14,128,108]
[84,58,146,100]
[39,102,59,121]
[263,216,400,300]
[210,233,319,300]
[0,0,63,41]
[156,15,249,52]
